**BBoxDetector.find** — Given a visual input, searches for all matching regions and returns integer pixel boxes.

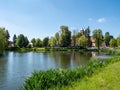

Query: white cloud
[97,18,106,23]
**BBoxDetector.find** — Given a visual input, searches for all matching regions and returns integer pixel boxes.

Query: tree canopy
[0,28,6,55]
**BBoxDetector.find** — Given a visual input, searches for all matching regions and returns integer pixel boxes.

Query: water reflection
[49,51,92,69]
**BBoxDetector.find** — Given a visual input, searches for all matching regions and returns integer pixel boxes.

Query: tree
[84,26,92,47]
[92,29,103,50]
[35,38,42,47]
[116,36,120,47]
[24,37,29,47]
[54,32,60,46]
[59,25,71,47]
[13,34,17,46]
[16,34,29,48]
[104,32,110,46]
[31,38,36,47]
[109,38,117,47]
[43,37,49,47]
[49,37,56,47]
[0,28,6,55]
[77,35,88,48]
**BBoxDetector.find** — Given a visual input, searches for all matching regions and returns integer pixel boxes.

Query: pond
[0,51,109,90]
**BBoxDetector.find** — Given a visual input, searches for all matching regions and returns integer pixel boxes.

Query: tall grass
[23,56,120,90]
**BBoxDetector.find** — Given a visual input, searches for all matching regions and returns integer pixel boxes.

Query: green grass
[62,61,120,90]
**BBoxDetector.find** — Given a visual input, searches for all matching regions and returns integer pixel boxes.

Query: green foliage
[77,35,88,48]
[0,28,6,55]
[104,32,110,46]
[54,32,60,46]
[31,38,36,47]
[43,37,49,47]
[116,36,120,47]
[62,59,120,90]
[49,37,56,47]
[76,32,82,38]
[92,29,103,47]
[109,38,117,47]
[35,38,42,47]
[16,34,29,48]
[59,25,71,47]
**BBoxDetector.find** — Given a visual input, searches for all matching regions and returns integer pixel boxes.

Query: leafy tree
[31,38,36,47]
[0,28,6,55]
[43,37,49,47]
[59,25,71,47]
[13,34,17,46]
[92,29,103,50]
[77,35,88,48]
[54,32,60,46]
[104,32,110,46]
[35,38,42,47]
[116,36,120,47]
[76,32,82,38]
[16,34,29,48]
[24,37,29,47]
[84,26,92,47]
[109,38,117,47]
[49,37,56,47]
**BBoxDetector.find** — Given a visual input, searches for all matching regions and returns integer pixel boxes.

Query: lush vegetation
[1,25,120,54]
[0,28,10,55]
[23,56,120,90]
[61,61,120,90]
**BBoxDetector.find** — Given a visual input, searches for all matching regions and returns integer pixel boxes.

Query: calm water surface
[0,51,92,90]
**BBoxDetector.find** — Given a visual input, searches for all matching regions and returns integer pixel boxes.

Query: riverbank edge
[5,47,98,52]
[61,60,120,90]
[23,56,120,90]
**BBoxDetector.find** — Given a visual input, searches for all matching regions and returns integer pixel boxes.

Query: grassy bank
[23,56,120,90]
[62,61,120,90]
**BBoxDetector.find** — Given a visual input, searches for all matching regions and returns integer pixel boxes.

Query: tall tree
[16,34,29,48]
[92,29,103,50]
[116,36,120,47]
[13,34,17,46]
[54,32,60,46]
[59,25,71,47]
[24,37,29,47]
[109,38,117,48]
[104,32,110,46]
[84,26,92,47]
[0,28,6,55]
[35,38,42,47]
[43,37,49,47]
[49,37,56,47]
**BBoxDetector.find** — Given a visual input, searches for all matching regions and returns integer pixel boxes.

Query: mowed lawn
[62,61,120,90]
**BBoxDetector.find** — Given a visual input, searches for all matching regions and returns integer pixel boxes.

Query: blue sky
[0,0,120,40]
